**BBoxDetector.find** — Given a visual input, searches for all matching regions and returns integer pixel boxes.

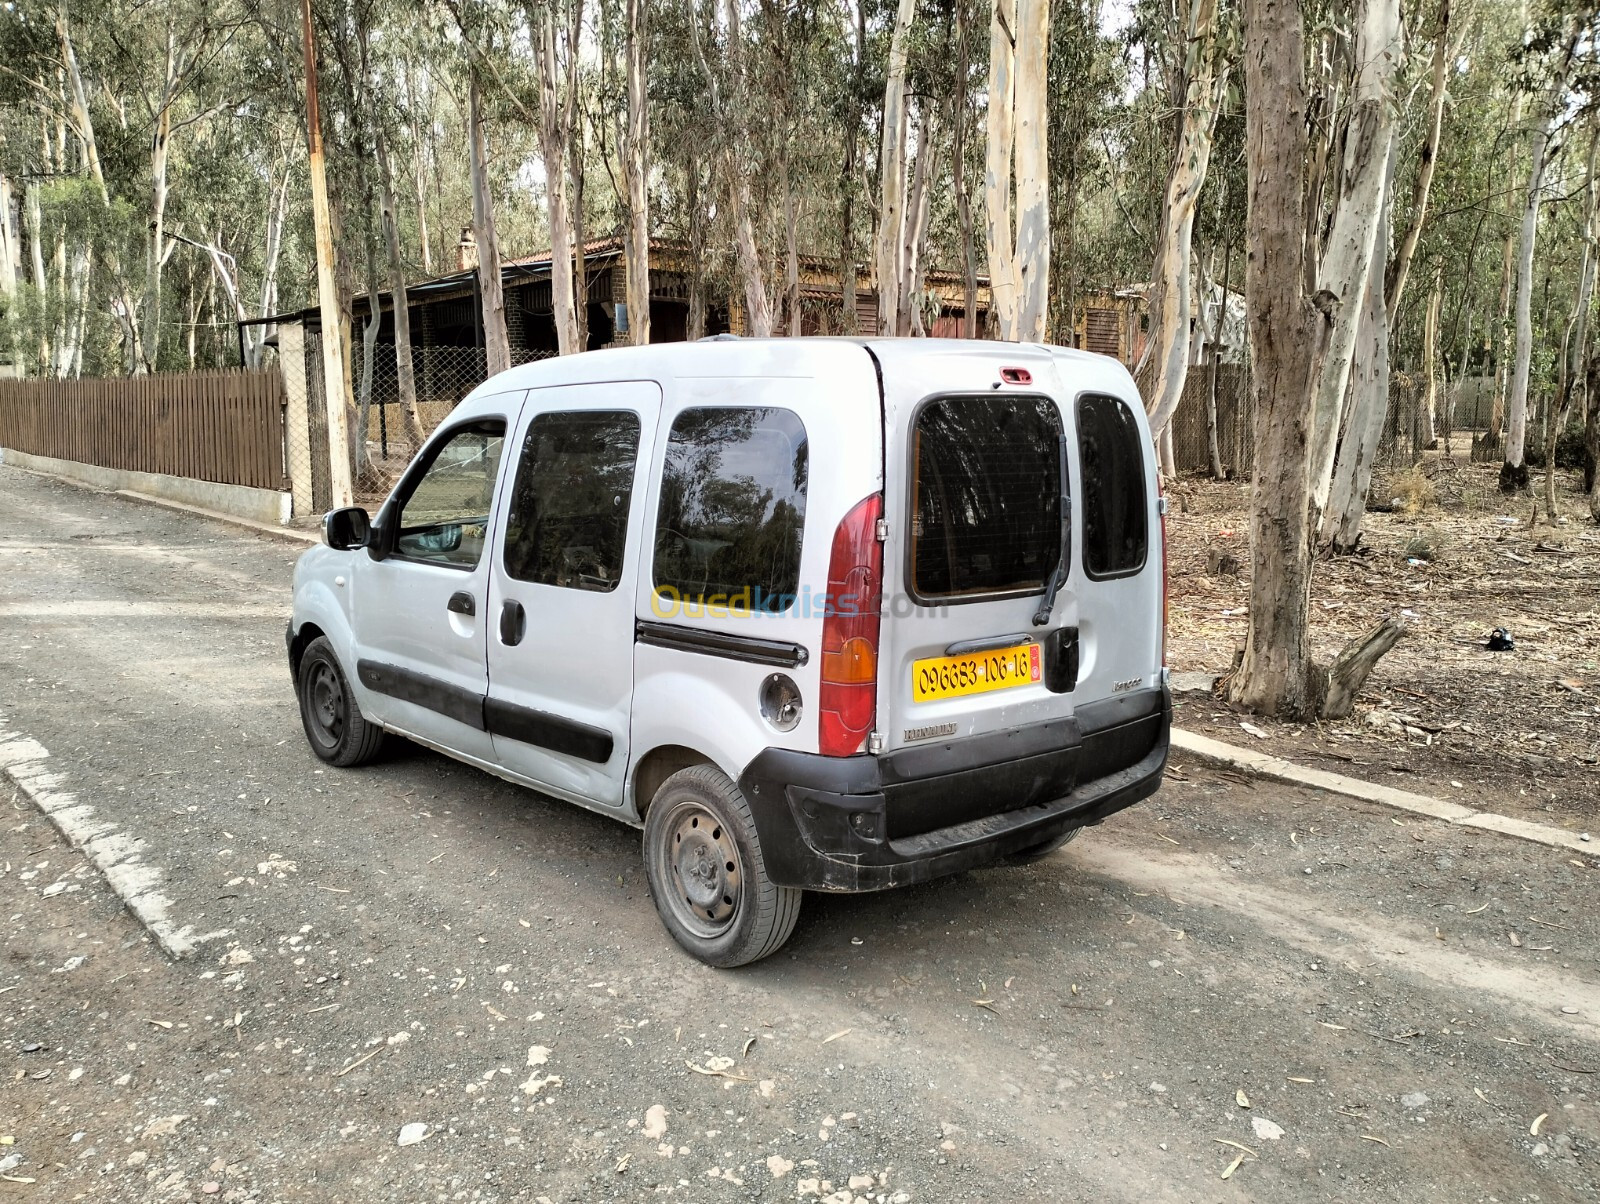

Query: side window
[1077,394,1148,578]
[503,410,641,592]
[393,421,505,567]
[652,407,808,613]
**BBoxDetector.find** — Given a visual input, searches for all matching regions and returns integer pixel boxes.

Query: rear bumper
[738,686,1169,892]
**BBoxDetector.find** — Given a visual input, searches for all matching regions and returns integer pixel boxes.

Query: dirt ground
[1165,451,1600,833]
[0,466,1597,1203]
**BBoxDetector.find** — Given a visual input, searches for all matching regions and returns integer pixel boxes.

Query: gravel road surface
[1,465,1595,1203]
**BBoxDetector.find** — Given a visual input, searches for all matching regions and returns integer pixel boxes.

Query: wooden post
[300,0,353,509]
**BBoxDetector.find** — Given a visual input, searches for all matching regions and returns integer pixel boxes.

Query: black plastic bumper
[738,685,1170,892]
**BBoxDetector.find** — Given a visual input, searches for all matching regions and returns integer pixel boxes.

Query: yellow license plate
[912,642,1042,703]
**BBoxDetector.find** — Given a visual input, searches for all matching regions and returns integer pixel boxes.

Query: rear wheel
[1003,825,1083,865]
[643,765,801,967]
[296,637,385,767]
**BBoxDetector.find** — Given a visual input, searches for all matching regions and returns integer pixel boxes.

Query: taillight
[819,493,883,756]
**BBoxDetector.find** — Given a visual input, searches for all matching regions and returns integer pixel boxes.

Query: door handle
[448,591,476,617]
[499,599,526,646]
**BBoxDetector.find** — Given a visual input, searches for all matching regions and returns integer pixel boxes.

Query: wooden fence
[0,370,287,491]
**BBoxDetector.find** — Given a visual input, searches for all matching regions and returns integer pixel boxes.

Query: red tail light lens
[819,493,883,756]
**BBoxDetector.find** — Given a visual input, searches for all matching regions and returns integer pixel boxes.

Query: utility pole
[300,0,354,508]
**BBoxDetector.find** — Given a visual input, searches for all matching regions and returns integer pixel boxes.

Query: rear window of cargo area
[910,394,1063,601]
[1077,393,1148,578]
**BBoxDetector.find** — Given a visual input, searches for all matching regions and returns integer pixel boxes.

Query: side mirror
[323,506,371,551]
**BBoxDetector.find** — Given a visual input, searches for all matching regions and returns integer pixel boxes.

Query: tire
[1003,825,1083,866]
[296,636,386,768]
[642,764,802,968]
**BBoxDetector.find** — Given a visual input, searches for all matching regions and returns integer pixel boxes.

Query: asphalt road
[0,464,1596,1204]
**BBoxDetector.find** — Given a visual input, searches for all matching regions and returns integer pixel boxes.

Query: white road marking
[0,712,229,959]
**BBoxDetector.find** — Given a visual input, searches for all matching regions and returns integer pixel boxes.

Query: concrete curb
[2,460,321,546]
[115,489,320,546]
[1171,727,1593,855]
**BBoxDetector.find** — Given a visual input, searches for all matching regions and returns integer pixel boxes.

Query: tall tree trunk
[141,28,177,375]
[376,126,425,447]
[1420,267,1442,450]
[1385,0,1450,315]
[537,5,580,354]
[467,68,511,374]
[984,0,1050,342]
[901,106,939,337]
[623,0,651,345]
[1305,0,1401,523]
[1546,126,1598,522]
[1482,224,1518,456]
[1229,0,1326,718]
[838,0,866,333]
[403,59,435,275]
[686,150,708,340]
[876,0,916,337]
[1504,111,1558,488]
[953,0,978,338]
[1143,0,1226,442]
[783,150,802,336]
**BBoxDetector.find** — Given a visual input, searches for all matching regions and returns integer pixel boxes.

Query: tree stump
[1321,616,1406,720]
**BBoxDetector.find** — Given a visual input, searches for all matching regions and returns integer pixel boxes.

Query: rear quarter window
[1077,393,1148,578]
[652,407,808,613]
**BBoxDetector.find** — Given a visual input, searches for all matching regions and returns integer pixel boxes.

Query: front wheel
[643,765,801,967]
[296,636,386,768]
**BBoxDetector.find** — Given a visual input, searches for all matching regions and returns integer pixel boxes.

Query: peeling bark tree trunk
[467,68,511,375]
[876,0,916,337]
[902,108,939,337]
[537,6,580,355]
[838,0,866,333]
[1504,107,1558,490]
[984,0,1051,342]
[623,0,650,345]
[1306,0,1401,523]
[1323,137,1396,550]
[1143,0,1226,442]
[783,152,802,336]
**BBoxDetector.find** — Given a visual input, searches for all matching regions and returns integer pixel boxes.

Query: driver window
[394,422,506,567]
[502,410,641,591]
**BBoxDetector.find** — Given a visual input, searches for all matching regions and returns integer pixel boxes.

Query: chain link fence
[278,331,554,515]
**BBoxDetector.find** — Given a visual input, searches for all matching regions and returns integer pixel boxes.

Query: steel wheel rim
[656,799,743,940]
[306,661,345,748]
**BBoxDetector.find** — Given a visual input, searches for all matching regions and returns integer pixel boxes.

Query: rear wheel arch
[631,744,714,823]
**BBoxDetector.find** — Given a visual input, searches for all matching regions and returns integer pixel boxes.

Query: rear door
[875,346,1080,753]
[1065,386,1163,706]
[483,381,661,808]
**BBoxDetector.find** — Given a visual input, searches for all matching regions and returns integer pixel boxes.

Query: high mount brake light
[819,494,883,757]
[999,367,1033,386]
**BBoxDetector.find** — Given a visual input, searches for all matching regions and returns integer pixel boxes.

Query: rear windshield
[1078,393,1148,578]
[911,395,1063,600]
[652,407,808,612]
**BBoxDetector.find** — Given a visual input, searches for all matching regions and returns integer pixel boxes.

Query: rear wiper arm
[1032,436,1072,627]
